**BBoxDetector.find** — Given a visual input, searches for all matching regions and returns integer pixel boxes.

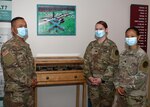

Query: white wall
[12,0,150,107]
[12,0,150,57]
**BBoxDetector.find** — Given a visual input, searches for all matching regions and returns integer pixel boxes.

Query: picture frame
[37,4,76,36]
[0,0,12,22]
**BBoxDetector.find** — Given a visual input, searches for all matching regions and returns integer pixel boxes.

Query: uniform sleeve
[1,46,33,87]
[102,45,119,82]
[32,60,37,80]
[113,51,123,89]
[123,55,149,93]
[83,42,93,79]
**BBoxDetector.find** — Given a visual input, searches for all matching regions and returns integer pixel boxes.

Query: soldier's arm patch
[139,57,149,72]
[2,50,16,66]
[143,61,148,68]
[110,48,119,60]
[115,50,119,56]
[2,50,9,56]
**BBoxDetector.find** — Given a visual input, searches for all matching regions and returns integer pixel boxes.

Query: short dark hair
[11,17,24,27]
[125,27,140,36]
[96,21,108,29]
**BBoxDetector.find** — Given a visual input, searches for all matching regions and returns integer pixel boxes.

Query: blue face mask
[125,37,137,46]
[17,27,28,38]
[95,30,106,38]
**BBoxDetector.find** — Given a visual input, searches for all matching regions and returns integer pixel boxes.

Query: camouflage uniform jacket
[84,38,119,84]
[1,36,36,92]
[114,47,149,96]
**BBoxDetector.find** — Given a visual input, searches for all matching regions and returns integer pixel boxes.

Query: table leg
[76,85,80,107]
[82,83,86,107]
[35,87,37,107]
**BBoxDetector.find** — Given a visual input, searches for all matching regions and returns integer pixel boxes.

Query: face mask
[125,37,137,46]
[17,27,28,38]
[95,30,106,38]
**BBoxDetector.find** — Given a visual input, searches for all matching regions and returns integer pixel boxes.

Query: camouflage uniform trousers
[115,93,147,107]
[3,90,35,107]
[88,83,115,107]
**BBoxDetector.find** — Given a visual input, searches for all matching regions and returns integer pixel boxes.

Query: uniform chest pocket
[125,56,138,76]
[17,49,29,66]
[101,48,111,59]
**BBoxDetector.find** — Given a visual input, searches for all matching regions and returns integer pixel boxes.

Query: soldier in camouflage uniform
[1,17,37,107]
[84,21,119,107]
[114,27,149,107]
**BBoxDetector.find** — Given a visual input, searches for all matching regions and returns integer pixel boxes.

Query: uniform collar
[12,36,28,46]
[126,46,140,54]
[96,37,108,44]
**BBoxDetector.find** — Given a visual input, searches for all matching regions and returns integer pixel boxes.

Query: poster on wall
[37,4,76,36]
[0,27,11,107]
[0,27,11,48]
[0,0,12,22]
[130,4,148,52]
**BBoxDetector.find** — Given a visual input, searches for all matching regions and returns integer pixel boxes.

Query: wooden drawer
[36,71,85,85]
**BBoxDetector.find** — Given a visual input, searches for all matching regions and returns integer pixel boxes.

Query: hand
[117,87,125,95]
[93,78,101,86]
[88,77,95,83]
[88,77,101,86]
[31,79,38,88]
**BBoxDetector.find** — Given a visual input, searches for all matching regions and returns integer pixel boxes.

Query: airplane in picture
[39,12,72,33]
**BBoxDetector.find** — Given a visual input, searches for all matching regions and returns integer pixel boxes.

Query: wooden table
[34,56,87,107]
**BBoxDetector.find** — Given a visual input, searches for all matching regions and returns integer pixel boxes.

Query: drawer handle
[46,76,49,80]
[74,76,78,78]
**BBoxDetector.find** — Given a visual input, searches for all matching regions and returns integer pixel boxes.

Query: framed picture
[37,4,76,36]
[0,0,12,22]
